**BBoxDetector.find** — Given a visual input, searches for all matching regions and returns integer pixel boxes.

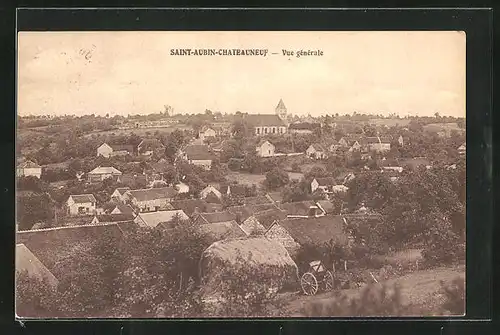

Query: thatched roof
[200,238,299,290]
[16,244,59,287]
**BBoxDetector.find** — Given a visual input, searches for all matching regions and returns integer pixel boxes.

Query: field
[82,125,192,138]
[280,264,465,317]
[368,118,412,127]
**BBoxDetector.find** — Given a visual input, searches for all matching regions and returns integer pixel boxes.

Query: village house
[198,126,217,142]
[87,166,122,183]
[91,213,136,225]
[200,185,223,202]
[458,143,466,155]
[66,194,97,216]
[169,199,217,217]
[338,137,363,152]
[315,200,337,215]
[219,184,249,198]
[194,211,237,225]
[198,221,247,244]
[398,135,404,146]
[288,122,321,135]
[137,139,165,156]
[264,222,301,255]
[111,187,131,202]
[228,203,282,223]
[310,177,337,196]
[134,209,189,228]
[125,187,178,212]
[366,136,391,153]
[16,244,59,288]
[17,160,42,179]
[108,203,135,215]
[256,140,276,158]
[181,145,214,170]
[265,192,283,205]
[306,143,328,159]
[239,215,267,236]
[96,143,136,158]
[271,216,349,253]
[279,200,324,218]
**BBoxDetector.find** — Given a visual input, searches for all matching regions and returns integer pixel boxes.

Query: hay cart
[300,260,336,296]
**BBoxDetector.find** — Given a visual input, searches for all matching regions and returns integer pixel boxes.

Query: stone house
[125,187,178,213]
[306,143,328,159]
[256,140,276,157]
[66,194,97,216]
[87,166,122,183]
[17,160,42,179]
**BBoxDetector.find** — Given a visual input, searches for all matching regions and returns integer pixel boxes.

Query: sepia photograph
[16,31,466,318]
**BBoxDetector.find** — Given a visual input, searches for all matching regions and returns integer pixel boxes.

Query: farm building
[198,126,217,142]
[265,192,283,205]
[198,237,299,304]
[17,160,42,179]
[169,199,217,217]
[66,194,97,216]
[16,222,128,279]
[96,143,136,158]
[181,145,215,170]
[194,211,237,225]
[134,209,189,228]
[200,185,223,202]
[279,200,324,218]
[108,203,135,215]
[306,143,328,160]
[87,166,122,183]
[110,187,131,202]
[310,177,337,194]
[288,122,321,135]
[91,213,136,224]
[198,221,247,244]
[256,140,276,157]
[239,216,268,236]
[125,187,177,212]
[137,139,165,156]
[227,203,282,224]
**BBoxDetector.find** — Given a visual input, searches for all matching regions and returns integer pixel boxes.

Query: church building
[241,99,289,136]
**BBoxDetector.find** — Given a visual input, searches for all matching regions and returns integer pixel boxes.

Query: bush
[439,277,465,315]
[302,283,423,316]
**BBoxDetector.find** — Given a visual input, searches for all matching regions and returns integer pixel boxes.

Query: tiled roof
[196,211,237,224]
[88,166,122,175]
[169,199,213,217]
[69,194,96,204]
[316,200,336,214]
[135,210,189,228]
[95,213,136,223]
[17,160,41,169]
[111,203,135,215]
[110,144,136,152]
[16,223,126,279]
[198,221,247,243]
[114,187,130,196]
[289,123,321,130]
[127,187,177,202]
[16,244,59,286]
[184,145,214,161]
[279,200,318,216]
[315,177,337,186]
[241,195,273,205]
[253,209,287,229]
[280,216,348,248]
[243,114,286,127]
[227,203,280,223]
[309,143,326,152]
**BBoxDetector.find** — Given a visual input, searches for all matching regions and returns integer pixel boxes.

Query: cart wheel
[324,270,335,291]
[301,272,318,296]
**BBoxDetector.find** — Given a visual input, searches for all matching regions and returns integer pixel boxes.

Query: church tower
[275,99,287,121]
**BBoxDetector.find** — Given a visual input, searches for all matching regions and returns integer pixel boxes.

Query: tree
[17,192,54,230]
[264,168,290,190]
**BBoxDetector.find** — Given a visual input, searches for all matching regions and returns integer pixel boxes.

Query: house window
[272,127,276,134]
[256,128,260,135]
[264,128,268,134]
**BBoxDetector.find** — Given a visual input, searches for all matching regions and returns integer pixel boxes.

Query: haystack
[199,237,299,298]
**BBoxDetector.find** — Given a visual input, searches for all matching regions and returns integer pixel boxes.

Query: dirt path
[280,265,465,317]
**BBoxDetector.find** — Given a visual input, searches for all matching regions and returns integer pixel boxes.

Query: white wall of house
[254,126,287,136]
[66,198,96,216]
[97,144,113,158]
[289,129,313,135]
[189,159,212,170]
[200,128,217,141]
[311,178,319,193]
[369,143,391,152]
[17,167,42,179]
[132,198,172,212]
[256,141,275,157]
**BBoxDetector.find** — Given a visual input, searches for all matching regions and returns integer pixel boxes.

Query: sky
[17,31,466,118]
